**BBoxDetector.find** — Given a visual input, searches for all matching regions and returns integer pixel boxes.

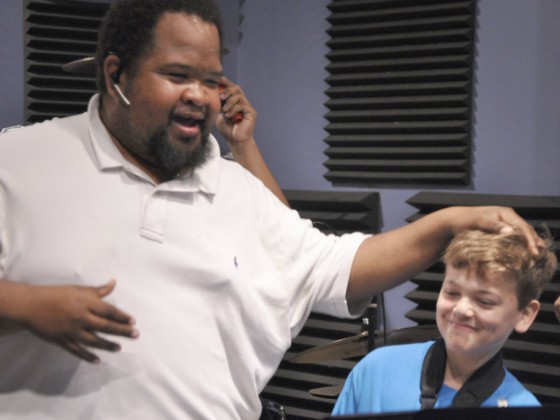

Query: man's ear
[103,54,124,94]
[514,299,540,334]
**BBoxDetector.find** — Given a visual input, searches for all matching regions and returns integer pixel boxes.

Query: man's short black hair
[95,0,224,92]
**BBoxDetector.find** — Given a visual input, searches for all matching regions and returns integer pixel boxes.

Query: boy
[333,228,557,415]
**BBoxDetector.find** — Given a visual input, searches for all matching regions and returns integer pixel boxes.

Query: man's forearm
[347,207,453,301]
[346,205,538,302]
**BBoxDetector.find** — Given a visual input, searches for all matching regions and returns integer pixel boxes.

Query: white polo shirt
[0,95,367,419]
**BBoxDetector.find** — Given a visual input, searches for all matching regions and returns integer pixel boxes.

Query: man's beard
[147,128,212,179]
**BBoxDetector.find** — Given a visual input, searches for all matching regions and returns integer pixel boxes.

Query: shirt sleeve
[249,177,370,334]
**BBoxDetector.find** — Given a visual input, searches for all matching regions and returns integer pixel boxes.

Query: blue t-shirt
[332,341,540,416]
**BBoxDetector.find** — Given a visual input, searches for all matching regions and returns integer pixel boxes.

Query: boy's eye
[444,290,459,298]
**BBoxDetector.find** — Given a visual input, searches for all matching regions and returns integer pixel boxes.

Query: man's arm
[0,278,138,363]
[347,206,539,302]
[555,295,560,322]
[215,77,289,207]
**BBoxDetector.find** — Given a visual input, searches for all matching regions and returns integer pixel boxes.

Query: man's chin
[168,136,211,173]
[148,127,212,177]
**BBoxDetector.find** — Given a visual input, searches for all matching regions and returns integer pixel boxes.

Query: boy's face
[436,266,538,362]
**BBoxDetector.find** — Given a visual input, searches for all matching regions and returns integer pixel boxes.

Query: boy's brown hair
[443,229,557,308]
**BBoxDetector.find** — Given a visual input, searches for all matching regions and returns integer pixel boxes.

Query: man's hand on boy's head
[448,206,540,256]
[555,296,560,322]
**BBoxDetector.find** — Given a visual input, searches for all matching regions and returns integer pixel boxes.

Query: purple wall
[231,0,332,189]
[0,0,24,130]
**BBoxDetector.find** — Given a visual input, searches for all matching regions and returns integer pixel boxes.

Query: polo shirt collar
[86,94,221,196]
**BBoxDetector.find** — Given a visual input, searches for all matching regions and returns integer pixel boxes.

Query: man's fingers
[59,323,138,362]
[486,207,539,255]
[90,316,139,338]
[90,281,137,324]
[77,330,123,352]
[91,303,136,325]
[94,279,117,298]
[62,340,100,364]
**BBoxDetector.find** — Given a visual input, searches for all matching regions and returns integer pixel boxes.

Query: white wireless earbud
[111,72,131,106]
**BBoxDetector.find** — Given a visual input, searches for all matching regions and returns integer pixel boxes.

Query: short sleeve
[251,180,369,331]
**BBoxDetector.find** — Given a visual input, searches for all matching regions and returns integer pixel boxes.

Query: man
[0,0,540,418]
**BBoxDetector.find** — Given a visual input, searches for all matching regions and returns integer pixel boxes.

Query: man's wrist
[228,138,257,158]
[0,279,30,326]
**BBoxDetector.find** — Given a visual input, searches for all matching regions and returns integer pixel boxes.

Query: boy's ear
[514,299,540,334]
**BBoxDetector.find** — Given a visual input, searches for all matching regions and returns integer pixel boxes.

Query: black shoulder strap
[420,339,505,410]
[420,339,446,410]
[452,349,505,407]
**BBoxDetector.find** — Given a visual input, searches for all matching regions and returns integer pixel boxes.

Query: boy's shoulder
[359,340,435,370]
[373,340,434,356]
